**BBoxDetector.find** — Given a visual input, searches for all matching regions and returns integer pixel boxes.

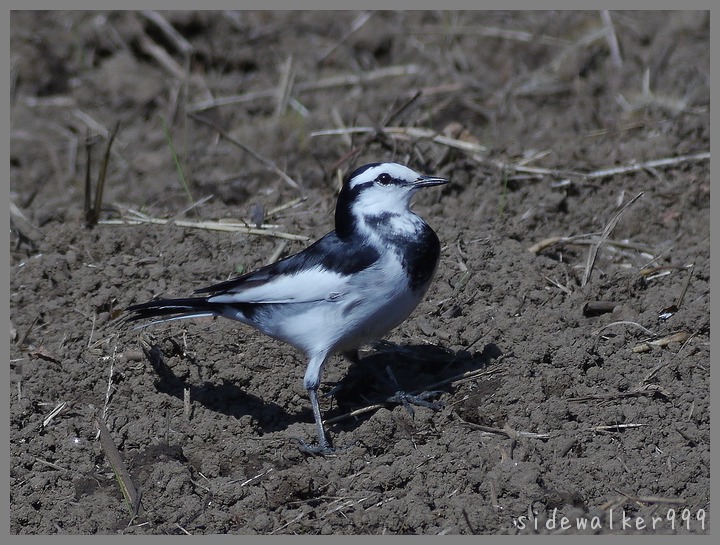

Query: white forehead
[348,163,421,188]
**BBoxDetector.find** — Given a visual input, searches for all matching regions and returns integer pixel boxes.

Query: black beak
[414,175,449,188]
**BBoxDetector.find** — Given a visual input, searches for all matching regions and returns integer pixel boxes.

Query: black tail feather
[125,297,217,323]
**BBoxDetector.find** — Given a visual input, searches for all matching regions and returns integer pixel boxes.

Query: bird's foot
[386,390,445,417]
[290,437,350,456]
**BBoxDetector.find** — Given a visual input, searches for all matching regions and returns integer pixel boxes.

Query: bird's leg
[310,387,332,451]
[293,387,336,455]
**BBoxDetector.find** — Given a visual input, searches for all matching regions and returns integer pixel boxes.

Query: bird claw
[386,390,444,417]
[290,437,350,456]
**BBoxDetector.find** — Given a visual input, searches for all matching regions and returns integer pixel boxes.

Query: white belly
[262,254,432,357]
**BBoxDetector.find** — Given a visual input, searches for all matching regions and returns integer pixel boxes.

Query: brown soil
[10,11,710,535]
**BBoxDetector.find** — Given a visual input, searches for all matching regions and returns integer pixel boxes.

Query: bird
[126,162,448,453]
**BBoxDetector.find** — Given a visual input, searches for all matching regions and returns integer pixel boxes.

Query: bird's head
[335,162,448,239]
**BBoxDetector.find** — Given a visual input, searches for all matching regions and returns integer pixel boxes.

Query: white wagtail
[126,162,448,453]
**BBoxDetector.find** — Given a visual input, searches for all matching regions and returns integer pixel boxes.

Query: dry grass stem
[183,387,192,419]
[311,126,487,154]
[188,65,421,112]
[545,276,572,295]
[528,234,655,256]
[266,196,308,218]
[600,10,623,68]
[140,11,193,55]
[42,401,69,428]
[95,415,142,517]
[674,265,694,308]
[33,457,68,472]
[72,109,113,140]
[134,21,186,80]
[271,512,305,535]
[267,240,289,265]
[274,55,295,118]
[331,107,353,148]
[100,343,118,424]
[582,191,644,286]
[188,113,299,189]
[100,208,310,241]
[234,468,274,487]
[584,152,710,179]
[638,263,692,278]
[586,423,645,432]
[569,384,670,403]
[594,320,657,339]
[633,331,690,353]
[318,11,374,62]
[461,420,550,440]
[85,123,120,228]
[613,490,686,506]
[407,24,568,46]
[481,151,709,182]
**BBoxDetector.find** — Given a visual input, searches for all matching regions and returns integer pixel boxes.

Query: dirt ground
[9,11,710,535]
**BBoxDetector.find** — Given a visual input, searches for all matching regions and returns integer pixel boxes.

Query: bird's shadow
[323,341,503,427]
[139,339,503,438]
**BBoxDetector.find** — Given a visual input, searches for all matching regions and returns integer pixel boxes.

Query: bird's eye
[376,173,392,185]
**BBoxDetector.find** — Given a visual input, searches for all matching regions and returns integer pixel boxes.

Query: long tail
[125,297,220,326]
